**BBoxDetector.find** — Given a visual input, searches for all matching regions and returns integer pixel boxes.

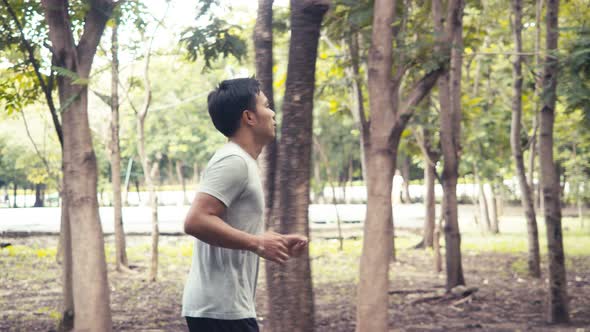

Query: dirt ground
[1,234,589,332]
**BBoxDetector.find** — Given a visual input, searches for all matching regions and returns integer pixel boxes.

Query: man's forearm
[185,214,259,252]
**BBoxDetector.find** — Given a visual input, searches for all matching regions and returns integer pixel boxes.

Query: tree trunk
[176,160,188,205]
[356,2,398,329]
[530,0,544,212]
[34,183,45,207]
[265,2,329,332]
[57,195,73,332]
[511,0,541,277]
[540,0,569,323]
[122,158,132,206]
[138,117,159,282]
[401,156,412,203]
[13,182,17,208]
[435,0,465,291]
[135,8,167,282]
[355,0,458,328]
[573,143,584,228]
[489,184,499,234]
[134,180,141,202]
[110,21,128,271]
[42,1,114,330]
[254,0,277,229]
[434,205,444,273]
[346,32,368,182]
[474,165,492,232]
[423,156,436,248]
[314,137,344,250]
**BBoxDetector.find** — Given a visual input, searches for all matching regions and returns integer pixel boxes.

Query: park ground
[1,217,589,332]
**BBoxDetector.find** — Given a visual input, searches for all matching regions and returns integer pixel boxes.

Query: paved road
[0,203,488,238]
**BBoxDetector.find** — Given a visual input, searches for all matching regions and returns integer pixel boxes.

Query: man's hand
[284,234,308,257]
[254,231,290,264]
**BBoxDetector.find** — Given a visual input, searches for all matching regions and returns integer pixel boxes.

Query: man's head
[207,77,275,142]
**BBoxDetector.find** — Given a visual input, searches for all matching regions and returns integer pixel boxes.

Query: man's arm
[184,192,291,264]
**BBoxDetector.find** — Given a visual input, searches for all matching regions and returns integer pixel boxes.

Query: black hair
[207,77,261,137]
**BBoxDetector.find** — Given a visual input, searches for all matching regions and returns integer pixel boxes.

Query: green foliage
[181,18,247,69]
[559,27,590,120]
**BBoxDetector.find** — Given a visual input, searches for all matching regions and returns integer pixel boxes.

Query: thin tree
[414,121,440,249]
[254,0,277,228]
[265,1,330,331]
[539,0,570,323]
[510,0,541,278]
[110,19,128,272]
[530,0,544,211]
[41,0,116,330]
[133,7,168,282]
[434,0,466,291]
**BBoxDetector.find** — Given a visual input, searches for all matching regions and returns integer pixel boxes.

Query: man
[182,77,308,332]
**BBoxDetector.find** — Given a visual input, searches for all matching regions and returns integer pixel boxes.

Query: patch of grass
[461,218,590,257]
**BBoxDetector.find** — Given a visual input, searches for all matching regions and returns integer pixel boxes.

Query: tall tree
[434,0,465,291]
[265,1,330,331]
[41,0,115,330]
[356,0,462,330]
[134,6,168,282]
[254,0,277,228]
[539,0,570,323]
[0,4,74,328]
[414,111,440,249]
[110,18,128,272]
[510,0,541,278]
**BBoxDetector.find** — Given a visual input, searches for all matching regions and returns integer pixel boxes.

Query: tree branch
[4,0,63,148]
[76,0,115,76]
[139,3,169,120]
[346,31,369,135]
[395,67,444,131]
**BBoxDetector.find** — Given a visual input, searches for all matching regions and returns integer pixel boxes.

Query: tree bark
[401,156,412,203]
[540,0,569,323]
[176,160,188,205]
[57,195,73,332]
[530,0,544,212]
[415,122,439,249]
[434,0,465,291]
[254,0,277,229]
[136,7,168,282]
[356,0,460,328]
[34,184,45,207]
[423,154,436,248]
[265,2,329,332]
[314,137,344,250]
[12,182,17,208]
[110,21,128,271]
[511,0,541,277]
[42,1,114,330]
[474,165,492,232]
[346,32,368,182]
[489,183,499,234]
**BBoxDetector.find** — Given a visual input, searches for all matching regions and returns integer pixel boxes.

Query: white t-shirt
[182,142,264,319]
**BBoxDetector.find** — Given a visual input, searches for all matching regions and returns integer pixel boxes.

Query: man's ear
[243,110,257,126]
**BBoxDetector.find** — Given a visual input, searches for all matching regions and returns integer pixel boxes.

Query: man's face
[252,92,276,142]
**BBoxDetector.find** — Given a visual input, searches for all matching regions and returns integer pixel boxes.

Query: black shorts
[185,316,259,332]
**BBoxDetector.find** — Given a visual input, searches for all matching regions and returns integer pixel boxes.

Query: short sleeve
[198,155,248,207]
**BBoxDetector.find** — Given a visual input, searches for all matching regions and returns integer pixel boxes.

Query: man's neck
[229,133,263,160]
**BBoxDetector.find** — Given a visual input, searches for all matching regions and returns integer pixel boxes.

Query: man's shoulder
[209,144,247,166]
